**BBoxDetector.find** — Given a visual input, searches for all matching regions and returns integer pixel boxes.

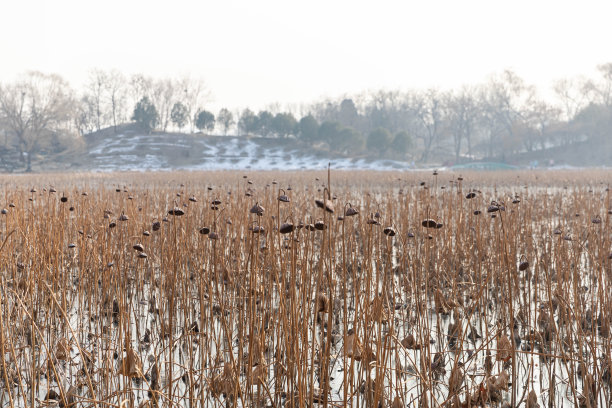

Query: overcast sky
[2,0,612,111]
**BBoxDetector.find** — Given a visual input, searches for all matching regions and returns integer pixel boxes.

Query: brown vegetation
[0,169,611,407]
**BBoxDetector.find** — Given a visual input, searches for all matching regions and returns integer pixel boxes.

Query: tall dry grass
[0,169,610,408]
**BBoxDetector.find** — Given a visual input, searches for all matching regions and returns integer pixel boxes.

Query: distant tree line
[1,64,612,171]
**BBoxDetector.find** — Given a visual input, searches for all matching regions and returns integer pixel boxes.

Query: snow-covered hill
[80,127,414,172]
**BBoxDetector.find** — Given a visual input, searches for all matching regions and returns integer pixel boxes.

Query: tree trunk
[26,152,32,172]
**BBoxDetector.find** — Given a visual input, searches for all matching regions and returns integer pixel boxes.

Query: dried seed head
[212,199,222,206]
[317,292,328,312]
[199,226,210,235]
[466,192,476,199]
[436,222,443,229]
[133,244,144,252]
[189,196,197,202]
[49,187,56,193]
[315,199,334,213]
[8,203,14,208]
[422,219,437,228]
[279,223,294,234]
[519,260,529,271]
[209,232,219,240]
[250,202,265,216]
[168,207,185,216]
[0,209,7,215]
[60,196,68,203]
[152,221,161,231]
[345,206,359,217]
[109,222,117,229]
[251,225,265,234]
[119,213,129,221]
[138,252,148,259]
[383,226,396,236]
[592,215,602,224]
[278,191,290,202]
[143,230,150,236]
[68,243,76,249]
[487,205,499,213]
[314,220,325,230]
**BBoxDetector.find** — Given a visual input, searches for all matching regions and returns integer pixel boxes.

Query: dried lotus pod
[383,226,396,236]
[250,202,265,216]
[315,199,334,213]
[487,205,499,213]
[250,225,265,234]
[345,206,359,217]
[279,222,294,234]
[168,207,185,216]
[422,219,437,228]
[317,292,328,312]
[277,190,290,202]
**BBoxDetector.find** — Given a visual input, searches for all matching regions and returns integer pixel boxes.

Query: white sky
[2,0,612,112]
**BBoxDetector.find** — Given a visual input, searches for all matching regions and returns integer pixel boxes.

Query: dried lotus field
[0,169,611,408]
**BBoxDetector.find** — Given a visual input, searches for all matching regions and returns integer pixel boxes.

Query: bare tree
[176,75,210,132]
[85,69,109,132]
[150,78,178,132]
[413,89,447,162]
[74,95,98,136]
[553,77,589,121]
[583,63,612,107]
[105,69,128,133]
[479,70,536,158]
[129,74,154,111]
[447,87,479,160]
[0,72,75,171]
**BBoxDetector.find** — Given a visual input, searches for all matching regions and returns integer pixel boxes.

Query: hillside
[35,124,414,172]
[16,123,612,172]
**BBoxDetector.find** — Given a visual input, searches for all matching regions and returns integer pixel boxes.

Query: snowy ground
[84,132,416,172]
